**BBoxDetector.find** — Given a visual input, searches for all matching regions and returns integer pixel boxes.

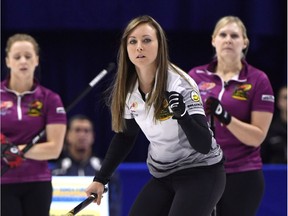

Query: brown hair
[110,15,178,132]
[5,33,40,56]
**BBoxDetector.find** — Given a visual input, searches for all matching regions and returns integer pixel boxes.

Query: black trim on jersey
[93,119,140,185]
[178,114,212,154]
[138,87,146,101]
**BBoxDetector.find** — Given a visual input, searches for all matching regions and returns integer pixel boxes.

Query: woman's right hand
[85,181,105,205]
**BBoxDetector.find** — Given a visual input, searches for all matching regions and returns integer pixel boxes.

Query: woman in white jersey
[86,15,226,216]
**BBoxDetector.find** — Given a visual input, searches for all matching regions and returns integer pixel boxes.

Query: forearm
[178,114,212,154]
[21,142,62,160]
[21,124,66,160]
[94,133,137,184]
[226,112,273,147]
[94,119,140,184]
[227,118,266,147]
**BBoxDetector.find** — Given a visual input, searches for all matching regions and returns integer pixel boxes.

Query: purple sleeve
[45,92,67,125]
[188,67,199,82]
[188,65,208,84]
[251,72,274,113]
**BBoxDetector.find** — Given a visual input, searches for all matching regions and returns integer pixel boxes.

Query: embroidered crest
[157,99,173,121]
[232,84,252,100]
[28,100,43,116]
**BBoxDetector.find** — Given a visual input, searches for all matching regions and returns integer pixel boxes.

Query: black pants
[216,170,265,216]
[1,181,52,216]
[129,162,226,216]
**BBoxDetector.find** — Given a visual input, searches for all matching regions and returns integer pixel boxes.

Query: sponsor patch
[129,101,139,117]
[1,101,13,109]
[129,102,138,112]
[198,82,216,91]
[190,90,200,102]
[0,101,13,115]
[56,107,66,114]
[261,95,274,103]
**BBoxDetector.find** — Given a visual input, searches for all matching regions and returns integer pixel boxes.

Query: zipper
[17,95,22,120]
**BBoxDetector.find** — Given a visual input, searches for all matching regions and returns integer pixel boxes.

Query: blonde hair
[110,15,177,132]
[5,33,40,56]
[212,16,249,57]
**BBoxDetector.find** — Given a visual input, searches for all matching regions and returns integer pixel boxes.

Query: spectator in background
[189,16,275,216]
[1,33,67,216]
[52,114,122,216]
[261,85,287,163]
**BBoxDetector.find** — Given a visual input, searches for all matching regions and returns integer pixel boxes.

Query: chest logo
[0,101,13,115]
[157,99,173,121]
[28,100,43,116]
[198,82,216,91]
[129,102,138,112]
[232,84,252,100]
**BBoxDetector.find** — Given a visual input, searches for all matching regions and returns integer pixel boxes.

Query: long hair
[109,15,172,132]
[212,16,250,57]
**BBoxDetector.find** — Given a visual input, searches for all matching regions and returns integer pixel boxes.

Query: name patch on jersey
[28,100,43,116]
[261,95,274,103]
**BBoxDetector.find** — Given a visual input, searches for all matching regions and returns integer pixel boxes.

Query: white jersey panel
[124,68,223,178]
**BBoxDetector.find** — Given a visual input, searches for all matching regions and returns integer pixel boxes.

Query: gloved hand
[1,134,24,168]
[165,91,187,119]
[205,97,231,125]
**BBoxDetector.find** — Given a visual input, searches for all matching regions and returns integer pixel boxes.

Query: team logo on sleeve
[191,90,200,102]
[261,95,274,103]
[232,84,252,100]
[157,99,173,121]
[28,100,43,116]
[56,107,66,114]
[186,90,203,110]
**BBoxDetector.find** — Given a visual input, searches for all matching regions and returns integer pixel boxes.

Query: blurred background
[1,0,287,161]
[2,1,287,216]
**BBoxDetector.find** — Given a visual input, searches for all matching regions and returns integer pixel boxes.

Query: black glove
[205,97,231,125]
[165,91,187,119]
[1,134,24,168]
